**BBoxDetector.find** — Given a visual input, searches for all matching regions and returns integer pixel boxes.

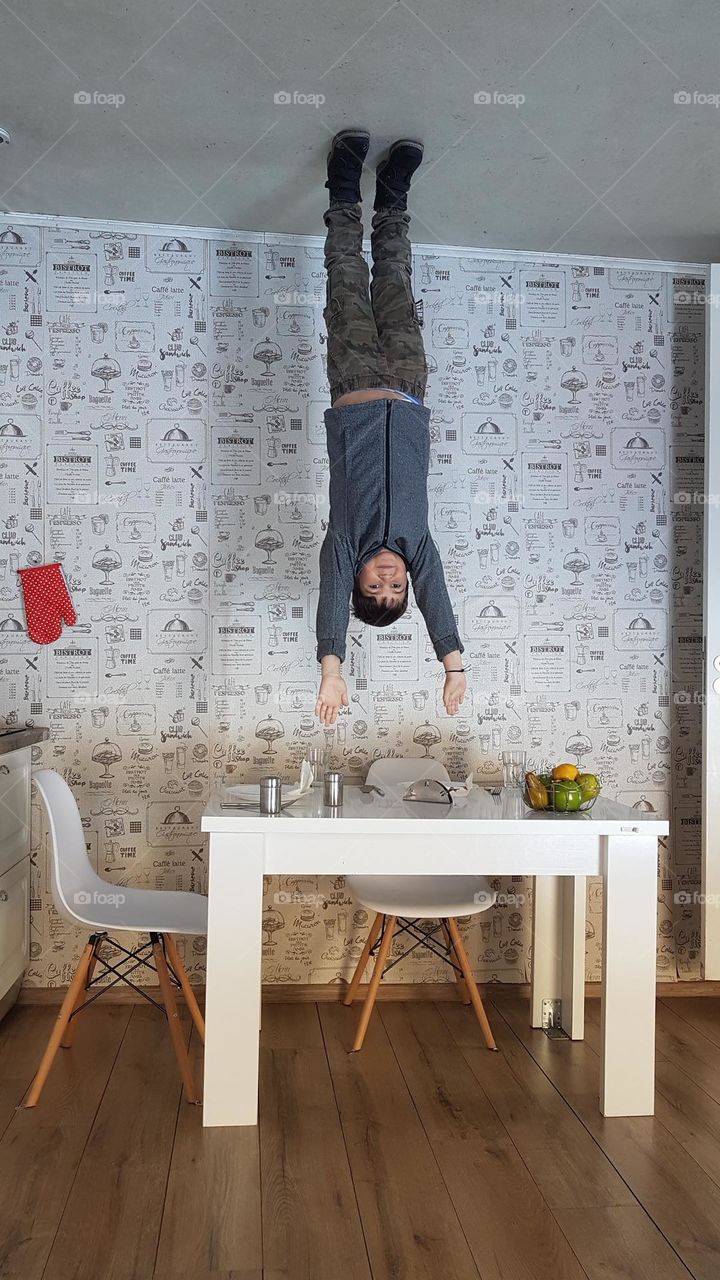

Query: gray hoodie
[315,397,464,664]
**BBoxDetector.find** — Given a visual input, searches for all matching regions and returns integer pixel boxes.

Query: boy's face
[356,549,408,607]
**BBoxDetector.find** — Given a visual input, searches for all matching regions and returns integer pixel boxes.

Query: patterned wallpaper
[0,217,704,988]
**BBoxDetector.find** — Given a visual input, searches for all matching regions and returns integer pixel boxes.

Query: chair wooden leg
[60,937,99,1048]
[351,916,397,1052]
[26,942,95,1107]
[163,933,205,1044]
[442,923,471,1005]
[152,936,200,1103]
[446,917,498,1051]
[344,913,384,1007]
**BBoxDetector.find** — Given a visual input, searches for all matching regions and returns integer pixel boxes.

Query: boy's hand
[315,673,349,725]
[443,670,466,716]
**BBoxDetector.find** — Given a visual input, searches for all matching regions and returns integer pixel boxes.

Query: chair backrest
[366,756,451,792]
[32,769,109,925]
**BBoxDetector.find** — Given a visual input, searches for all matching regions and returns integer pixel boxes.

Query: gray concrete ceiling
[1,0,718,261]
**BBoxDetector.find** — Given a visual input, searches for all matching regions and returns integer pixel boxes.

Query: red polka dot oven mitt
[16,562,77,645]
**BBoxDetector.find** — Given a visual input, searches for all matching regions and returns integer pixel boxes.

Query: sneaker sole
[387,138,424,161]
[328,128,371,160]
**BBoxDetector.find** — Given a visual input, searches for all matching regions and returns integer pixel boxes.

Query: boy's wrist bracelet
[444,667,465,672]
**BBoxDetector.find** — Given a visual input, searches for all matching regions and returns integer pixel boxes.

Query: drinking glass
[305,745,327,786]
[502,750,526,788]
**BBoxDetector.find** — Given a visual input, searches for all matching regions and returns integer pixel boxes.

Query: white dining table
[200,785,668,1127]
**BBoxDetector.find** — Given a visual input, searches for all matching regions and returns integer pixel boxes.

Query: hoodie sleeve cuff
[317,639,345,663]
[433,633,464,661]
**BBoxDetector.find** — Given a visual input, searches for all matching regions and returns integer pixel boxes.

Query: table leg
[561,875,586,1040]
[531,876,561,1028]
[600,834,657,1116]
[531,875,585,1038]
[203,831,263,1127]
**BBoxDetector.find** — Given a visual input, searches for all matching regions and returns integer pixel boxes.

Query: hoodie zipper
[382,398,391,546]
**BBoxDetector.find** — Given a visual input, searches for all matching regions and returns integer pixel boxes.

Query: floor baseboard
[15,979,720,1006]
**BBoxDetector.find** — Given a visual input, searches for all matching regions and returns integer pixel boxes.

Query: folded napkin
[448,774,476,805]
[224,759,315,807]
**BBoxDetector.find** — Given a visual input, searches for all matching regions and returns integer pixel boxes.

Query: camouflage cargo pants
[323,201,428,404]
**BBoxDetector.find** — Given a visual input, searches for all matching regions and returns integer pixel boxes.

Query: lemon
[552,763,579,782]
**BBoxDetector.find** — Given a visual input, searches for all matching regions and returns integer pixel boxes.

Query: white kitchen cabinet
[0,730,48,1021]
[0,747,31,878]
[0,858,29,1012]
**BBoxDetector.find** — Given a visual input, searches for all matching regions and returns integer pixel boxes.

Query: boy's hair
[351,581,409,628]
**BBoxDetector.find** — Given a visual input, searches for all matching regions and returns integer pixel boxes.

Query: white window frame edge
[703,266,720,977]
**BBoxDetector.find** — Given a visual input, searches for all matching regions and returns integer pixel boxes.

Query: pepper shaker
[323,770,344,808]
[259,775,282,814]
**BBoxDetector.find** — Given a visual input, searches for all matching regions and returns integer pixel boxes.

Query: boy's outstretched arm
[409,531,467,716]
[316,654,350,725]
[315,530,354,723]
[441,651,467,716]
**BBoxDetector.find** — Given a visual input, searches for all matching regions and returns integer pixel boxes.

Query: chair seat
[346,874,496,918]
[65,886,208,936]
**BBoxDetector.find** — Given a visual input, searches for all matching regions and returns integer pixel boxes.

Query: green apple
[551,780,583,812]
[576,773,600,802]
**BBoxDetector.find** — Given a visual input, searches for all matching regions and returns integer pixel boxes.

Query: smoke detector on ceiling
[0,129,11,145]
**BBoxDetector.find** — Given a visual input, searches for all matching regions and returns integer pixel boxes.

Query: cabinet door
[0,748,32,878]
[0,858,29,999]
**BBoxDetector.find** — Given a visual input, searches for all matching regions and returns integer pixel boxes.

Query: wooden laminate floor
[1,993,720,1279]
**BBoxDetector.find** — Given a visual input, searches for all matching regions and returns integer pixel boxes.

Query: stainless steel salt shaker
[323,770,344,808]
[259,775,282,814]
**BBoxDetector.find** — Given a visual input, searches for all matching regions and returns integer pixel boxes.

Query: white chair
[26,769,207,1107]
[344,756,498,1052]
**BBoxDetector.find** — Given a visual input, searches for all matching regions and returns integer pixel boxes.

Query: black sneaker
[325,128,371,205]
[374,139,424,211]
